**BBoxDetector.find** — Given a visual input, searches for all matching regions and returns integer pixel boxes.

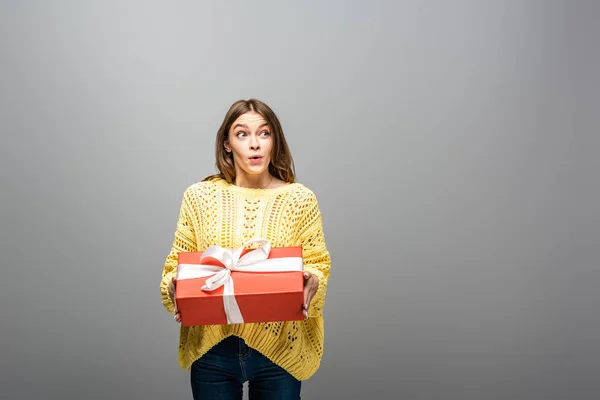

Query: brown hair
[203,99,296,184]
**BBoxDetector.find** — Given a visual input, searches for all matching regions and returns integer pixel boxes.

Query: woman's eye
[260,131,270,137]
[236,132,246,138]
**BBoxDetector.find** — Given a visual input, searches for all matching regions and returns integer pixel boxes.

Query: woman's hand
[168,276,181,323]
[302,271,319,319]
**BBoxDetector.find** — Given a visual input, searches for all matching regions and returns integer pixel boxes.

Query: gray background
[1,1,598,399]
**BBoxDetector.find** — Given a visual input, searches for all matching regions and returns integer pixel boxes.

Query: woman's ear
[224,140,231,153]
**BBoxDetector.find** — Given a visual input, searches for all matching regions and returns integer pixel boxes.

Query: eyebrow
[232,123,269,130]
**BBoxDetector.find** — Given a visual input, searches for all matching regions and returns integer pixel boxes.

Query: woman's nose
[249,135,260,149]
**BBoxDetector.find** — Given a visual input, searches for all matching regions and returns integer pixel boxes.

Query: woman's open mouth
[249,155,263,164]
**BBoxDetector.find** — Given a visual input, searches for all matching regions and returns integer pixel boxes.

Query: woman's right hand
[168,276,181,323]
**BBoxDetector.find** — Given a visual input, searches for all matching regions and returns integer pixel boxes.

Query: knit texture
[160,177,331,381]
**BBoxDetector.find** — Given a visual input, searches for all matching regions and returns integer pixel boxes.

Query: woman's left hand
[302,271,319,319]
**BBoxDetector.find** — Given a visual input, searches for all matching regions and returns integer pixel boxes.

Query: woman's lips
[249,156,263,165]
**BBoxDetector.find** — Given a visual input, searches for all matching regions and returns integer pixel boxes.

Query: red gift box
[175,239,305,326]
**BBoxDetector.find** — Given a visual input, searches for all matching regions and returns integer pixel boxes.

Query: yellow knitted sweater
[160,177,331,381]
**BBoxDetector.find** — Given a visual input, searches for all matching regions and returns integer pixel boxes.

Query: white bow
[201,238,272,291]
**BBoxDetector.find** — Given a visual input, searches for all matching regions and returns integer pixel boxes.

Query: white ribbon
[177,238,303,324]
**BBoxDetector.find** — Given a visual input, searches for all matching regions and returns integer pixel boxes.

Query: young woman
[160,99,331,399]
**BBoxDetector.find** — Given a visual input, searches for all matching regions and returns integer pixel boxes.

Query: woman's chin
[238,169,267,178]
[244,164,268,175]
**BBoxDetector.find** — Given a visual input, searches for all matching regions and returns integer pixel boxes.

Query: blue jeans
[190,335,301,399]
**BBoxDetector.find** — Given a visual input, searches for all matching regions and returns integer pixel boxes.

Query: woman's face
[225,111,273,178]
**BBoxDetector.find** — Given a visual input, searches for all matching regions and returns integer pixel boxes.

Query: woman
[160,99,331,399]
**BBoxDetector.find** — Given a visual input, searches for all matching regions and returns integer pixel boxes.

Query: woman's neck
[234,173,273,189]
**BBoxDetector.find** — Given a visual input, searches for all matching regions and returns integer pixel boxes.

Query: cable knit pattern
[160,178,331,380]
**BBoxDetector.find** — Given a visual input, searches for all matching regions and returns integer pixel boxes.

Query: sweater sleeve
[160,188,197,314]
[297,192,331,319]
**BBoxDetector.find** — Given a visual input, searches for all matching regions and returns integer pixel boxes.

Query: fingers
[303,271,310,280]
[303,291,314,320]
[303,287,309,309]
[169,276,177,300]
[170,276,181,322]
[302,299,311,319]
[301,296,309,319]
[302,271,318,320]
[173,305,181,323]
[303,287,311,315]
[302,271,313,301]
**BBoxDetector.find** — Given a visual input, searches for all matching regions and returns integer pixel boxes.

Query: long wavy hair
[203,99,296,184]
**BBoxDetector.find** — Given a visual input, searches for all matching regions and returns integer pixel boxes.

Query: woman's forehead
[233,111,267,127]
